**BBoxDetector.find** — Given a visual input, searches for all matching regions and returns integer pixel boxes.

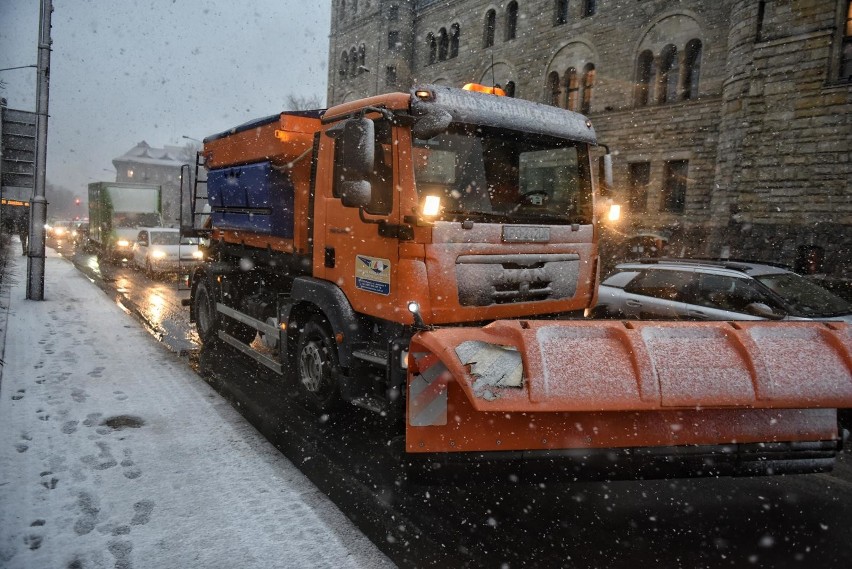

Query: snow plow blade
[405,320,851,477]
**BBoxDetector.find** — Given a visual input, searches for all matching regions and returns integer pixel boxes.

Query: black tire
[145,258,157,280]
[194,277,220,345]
[294,316,342,412]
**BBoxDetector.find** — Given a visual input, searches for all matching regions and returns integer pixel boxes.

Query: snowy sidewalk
[0,246,394,569]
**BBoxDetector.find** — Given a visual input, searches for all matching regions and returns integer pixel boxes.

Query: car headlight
[117,239,130,247]
[151,250,166,259]
[192,250,204,259]
[54,227,66,236]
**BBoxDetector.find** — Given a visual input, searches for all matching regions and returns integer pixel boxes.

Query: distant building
[326,0,852,277]
[112,141,198,227]
[0,99,35,231]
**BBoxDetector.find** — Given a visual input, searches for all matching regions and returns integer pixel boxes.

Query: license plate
[502,226,550,243]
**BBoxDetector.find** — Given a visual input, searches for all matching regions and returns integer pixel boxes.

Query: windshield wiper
[442,210,513,223]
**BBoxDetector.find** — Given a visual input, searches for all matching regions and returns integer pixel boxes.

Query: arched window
[554,0,568,25]
[583,0,596,17]
[580,63,595,114]
[682,39,702,100]
[506,2,518,41]
[657,45,678,104]
[450,23,460,58]
[358,44,366,74]
[339,51,349,77]
[547,71,561,106]
[339,0,346,21]
[353,0,358,13]
[505,81,516,97]
[427,32,437,65]
[438,28,449,60]
[484,10,496,48]
[564,67,579,111]
[349,47,358,78]
[635,50,654,106]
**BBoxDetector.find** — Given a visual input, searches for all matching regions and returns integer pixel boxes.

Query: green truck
[87,182,161,263]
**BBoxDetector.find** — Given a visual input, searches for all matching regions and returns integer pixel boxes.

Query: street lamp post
[26,0,53,301]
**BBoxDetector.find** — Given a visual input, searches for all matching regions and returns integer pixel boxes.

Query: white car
[131,227,203,278]
[593,259,852,324]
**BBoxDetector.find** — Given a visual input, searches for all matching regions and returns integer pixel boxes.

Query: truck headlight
[192,250,204,259]
[151,250,166,259]
[117,239,130,247]
[421,195,441,217]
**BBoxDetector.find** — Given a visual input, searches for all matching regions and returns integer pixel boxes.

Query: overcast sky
[0,0,331,198]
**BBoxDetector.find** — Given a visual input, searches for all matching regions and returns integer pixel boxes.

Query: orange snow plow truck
[185,84,852,480]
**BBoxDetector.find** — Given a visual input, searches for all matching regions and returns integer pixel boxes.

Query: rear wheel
[145,258,157,280]
[294,316,341,412]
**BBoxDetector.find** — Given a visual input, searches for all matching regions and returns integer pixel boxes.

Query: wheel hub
[299,342,324,392]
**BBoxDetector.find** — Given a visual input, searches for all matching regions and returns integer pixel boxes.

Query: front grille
[456,253,580,306]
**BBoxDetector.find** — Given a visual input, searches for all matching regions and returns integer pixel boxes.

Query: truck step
[352,349,389,367]
[350,396,391,416]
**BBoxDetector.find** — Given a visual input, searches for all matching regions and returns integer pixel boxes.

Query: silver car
[593,259,852,324]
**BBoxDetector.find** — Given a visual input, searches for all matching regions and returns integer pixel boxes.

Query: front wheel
[194,277,219,345]
[294,316,341,412]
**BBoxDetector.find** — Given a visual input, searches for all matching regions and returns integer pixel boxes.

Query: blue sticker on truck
[355,255,391,295]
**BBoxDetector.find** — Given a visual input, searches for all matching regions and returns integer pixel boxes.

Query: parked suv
[593,259,852,323]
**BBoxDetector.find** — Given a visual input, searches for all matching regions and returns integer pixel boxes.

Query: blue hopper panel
[206,161,294,238]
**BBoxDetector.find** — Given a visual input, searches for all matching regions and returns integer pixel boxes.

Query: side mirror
[340,180,372,208]
[745,302,786,320]
[412,108,452,140]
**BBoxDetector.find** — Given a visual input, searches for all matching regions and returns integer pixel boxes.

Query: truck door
[320,118,402,321]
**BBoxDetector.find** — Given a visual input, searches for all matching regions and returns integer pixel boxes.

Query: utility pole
[27,0,53,300]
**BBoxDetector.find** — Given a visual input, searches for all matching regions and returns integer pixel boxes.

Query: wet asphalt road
[56,242,852,569]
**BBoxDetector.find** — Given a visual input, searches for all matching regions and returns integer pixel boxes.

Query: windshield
[413,125,592,224]
[150,231,181,245]
[756,272,852,317]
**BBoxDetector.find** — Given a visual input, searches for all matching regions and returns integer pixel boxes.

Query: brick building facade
[327,0,851,276]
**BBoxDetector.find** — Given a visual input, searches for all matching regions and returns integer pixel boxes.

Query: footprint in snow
[11,389,25,401]
[40,471,58,490]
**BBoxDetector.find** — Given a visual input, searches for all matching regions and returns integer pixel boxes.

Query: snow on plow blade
[406,320,852,458]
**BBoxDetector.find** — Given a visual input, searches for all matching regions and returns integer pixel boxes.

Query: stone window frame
[627,161,651,213]
[581,64,596,114]
[657,44,678,104]
[438,28,449,60]
[484,9,497,48]
[564,67,579,111]
[660,159,689,214]
[450,23,461,59]
[547,71,560,106]
[554,0,568,26]
[339,51,349,77]
[829,0,852,83]
[634,50,654,106]
[388,30,400,51]
[505,1,519,42]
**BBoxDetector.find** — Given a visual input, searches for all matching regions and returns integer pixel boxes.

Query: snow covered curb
[0,250,393,568]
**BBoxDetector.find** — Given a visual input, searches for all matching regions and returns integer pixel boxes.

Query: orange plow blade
[406,320,852,460]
